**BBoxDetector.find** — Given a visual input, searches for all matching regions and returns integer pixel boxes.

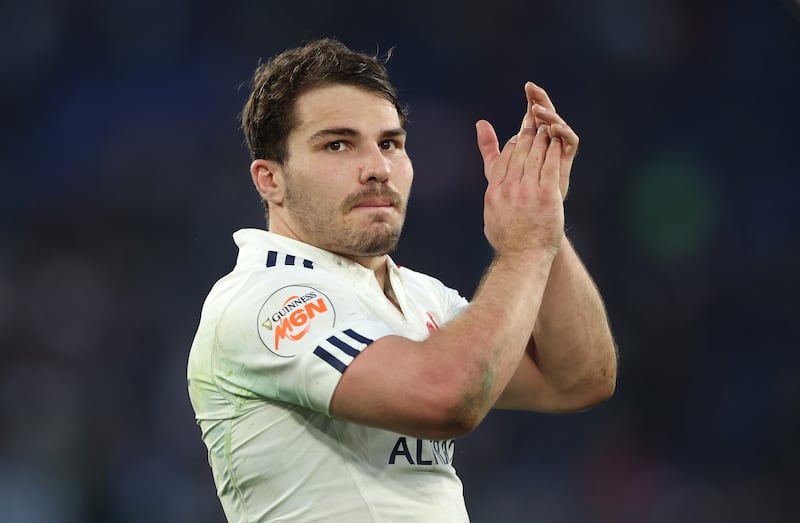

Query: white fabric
[188,229,470,522]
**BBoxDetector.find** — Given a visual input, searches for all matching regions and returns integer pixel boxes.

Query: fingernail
[535,105,547,113]
[537,125,547,134]
[509,135,518,144]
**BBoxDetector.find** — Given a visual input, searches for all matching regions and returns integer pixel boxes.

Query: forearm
[530,235,617,402]
[333,248,557,439]
[433,249,555,423]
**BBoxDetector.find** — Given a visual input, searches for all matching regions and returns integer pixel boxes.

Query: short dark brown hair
[241,38,407,165]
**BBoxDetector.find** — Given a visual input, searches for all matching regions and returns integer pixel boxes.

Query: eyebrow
[307,127,406,144]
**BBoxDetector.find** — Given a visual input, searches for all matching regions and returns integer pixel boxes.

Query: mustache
[342,186,404,210]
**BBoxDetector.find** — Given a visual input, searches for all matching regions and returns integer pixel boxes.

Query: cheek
[397,160,414,193]
[301,179,346,210]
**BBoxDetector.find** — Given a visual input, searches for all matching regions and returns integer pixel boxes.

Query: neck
[348,253,401,312]
[345,254,390,291]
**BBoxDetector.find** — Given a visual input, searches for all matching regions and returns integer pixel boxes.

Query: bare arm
[331,104,566,440]
[496,236,617,411]
[495,83,618,412]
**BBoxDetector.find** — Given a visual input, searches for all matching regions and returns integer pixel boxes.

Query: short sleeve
[440,283,469,321]
[213,269,394,415]
[397,266,469,325]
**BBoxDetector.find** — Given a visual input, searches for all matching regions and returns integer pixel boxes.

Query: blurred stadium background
[1,0,798,521]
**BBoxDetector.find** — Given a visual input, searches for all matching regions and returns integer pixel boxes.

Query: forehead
[291,84,402,134]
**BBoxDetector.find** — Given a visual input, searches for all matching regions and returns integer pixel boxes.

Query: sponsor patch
[257,286,336,357]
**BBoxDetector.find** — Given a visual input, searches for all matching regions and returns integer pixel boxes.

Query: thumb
[475,120,500,180]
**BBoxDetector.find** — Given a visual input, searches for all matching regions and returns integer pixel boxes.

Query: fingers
[492,136,518,184]
[526,81,552,130]
[547,122,579,156]
[521,82,579,201]
[525,83,575,148]
[540,136,562,192]
[520,124,551,182]
[481,80,577,189]
[506,110,538,182]
[476,119,517,184]
[526,86,572,142]
[549,124,574,199]
[525,81,556,114]
[530,104,573,148]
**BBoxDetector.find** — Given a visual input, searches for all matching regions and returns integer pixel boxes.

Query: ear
[250,159,285,206]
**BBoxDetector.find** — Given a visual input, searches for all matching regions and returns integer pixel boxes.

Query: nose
[359,145,391,184]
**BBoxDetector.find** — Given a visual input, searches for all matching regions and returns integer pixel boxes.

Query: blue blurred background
[2,0,799,521]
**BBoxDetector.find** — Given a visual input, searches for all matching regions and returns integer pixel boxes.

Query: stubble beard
[284,181,407,258]
[340,219,403,257]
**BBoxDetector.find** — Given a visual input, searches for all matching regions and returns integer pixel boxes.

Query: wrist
[493,244,559,266]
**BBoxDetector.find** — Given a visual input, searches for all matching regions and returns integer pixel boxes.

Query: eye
[326,141,348,152]
[379,140,400,151]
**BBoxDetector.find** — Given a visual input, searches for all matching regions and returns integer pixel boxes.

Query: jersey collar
[233,228,400,281]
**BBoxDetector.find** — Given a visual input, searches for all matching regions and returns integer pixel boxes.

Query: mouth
[353,198,395,209]
[346,189,403,212]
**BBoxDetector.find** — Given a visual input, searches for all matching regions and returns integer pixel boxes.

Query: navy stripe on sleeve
[327,335,361,357]
[285,254,296,266]
[266,250,278,268]
[343,329,374,345]
[314,346,348,373]
[303,259,314,269]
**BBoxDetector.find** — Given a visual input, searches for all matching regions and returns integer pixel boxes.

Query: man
[188,38,617,522]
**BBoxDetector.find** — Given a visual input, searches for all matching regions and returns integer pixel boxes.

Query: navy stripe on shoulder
[343,329,374,345]
[264,250,314,269]
[314,346,347,373]
[327,335,361,357]
[313,329,375,374]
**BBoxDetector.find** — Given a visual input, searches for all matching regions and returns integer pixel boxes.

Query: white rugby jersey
[188,228,471,522]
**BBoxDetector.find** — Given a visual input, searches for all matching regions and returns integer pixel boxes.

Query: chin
[357,237,400,256]
[337,217,403,255]
[350,230,401,257]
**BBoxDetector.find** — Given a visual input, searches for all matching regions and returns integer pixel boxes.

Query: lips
[354,198,394,208]
[345,189,402,211]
